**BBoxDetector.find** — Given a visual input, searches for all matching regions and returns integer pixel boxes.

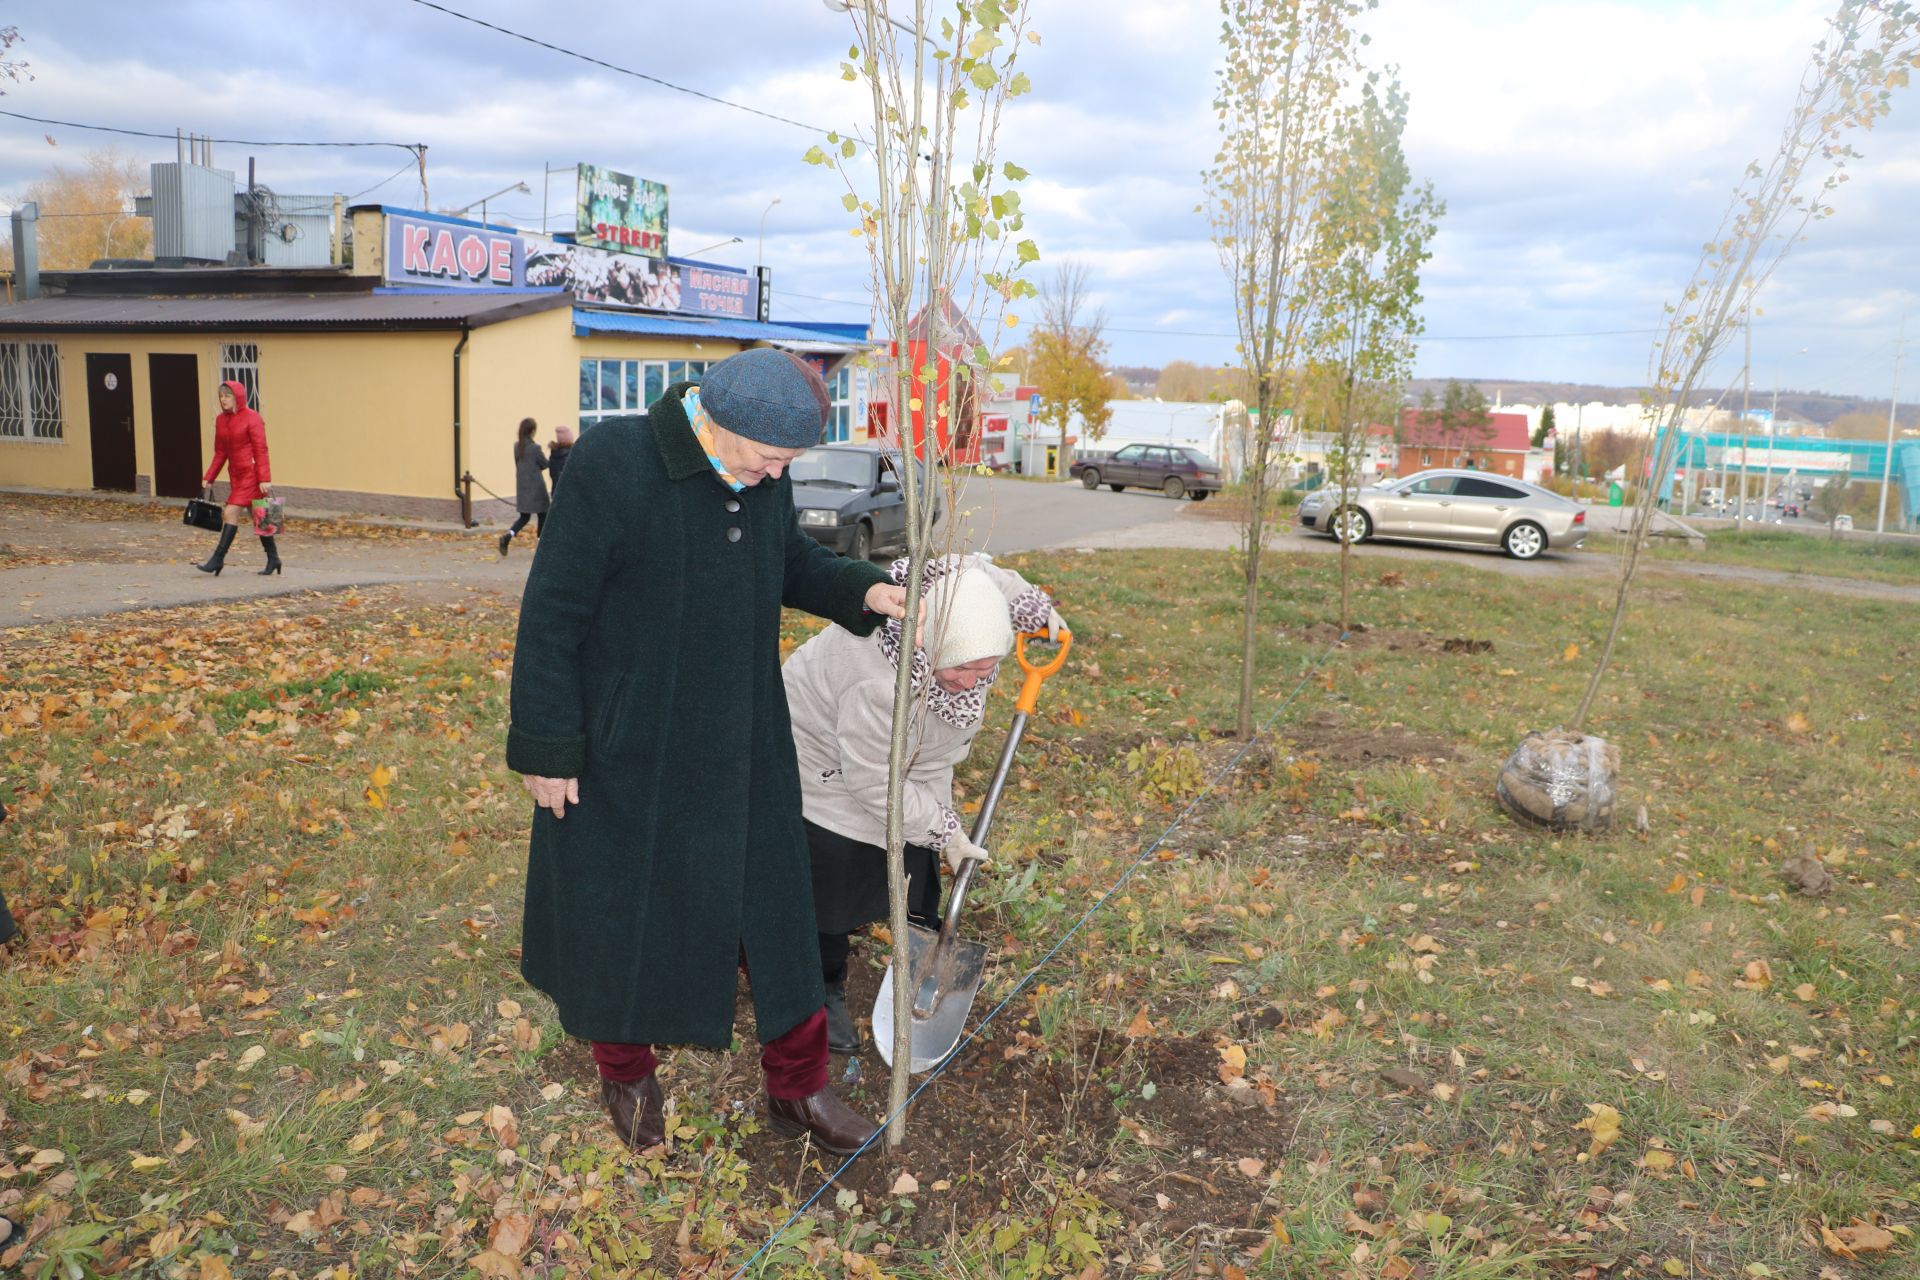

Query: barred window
[0,342,62,440]
[220,342,261,415]
[0,343,22,438]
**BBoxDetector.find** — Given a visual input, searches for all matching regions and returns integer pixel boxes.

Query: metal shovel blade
[872,922,988,1073]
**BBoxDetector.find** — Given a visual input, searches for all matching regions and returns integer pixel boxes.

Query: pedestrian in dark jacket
[547,424,575,491]
[497,418,550,556]
[506,348,910,1158]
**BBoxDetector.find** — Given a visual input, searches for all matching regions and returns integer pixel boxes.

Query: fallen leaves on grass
[1576,1103,1623,1159]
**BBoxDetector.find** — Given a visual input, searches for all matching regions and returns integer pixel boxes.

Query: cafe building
[0,162,874,522]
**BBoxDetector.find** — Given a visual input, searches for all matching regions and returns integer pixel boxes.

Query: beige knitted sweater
[782,555,1048,852]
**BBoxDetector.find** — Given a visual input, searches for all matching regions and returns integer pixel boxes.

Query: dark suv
[791,444,943,560]
[1072,444,1224,500]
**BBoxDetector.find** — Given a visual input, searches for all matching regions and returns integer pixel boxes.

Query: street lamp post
[821,0,927,40]
[756,197,781,271]
[684,236,744,259]
[1877,318,1906,534]
[454,181,531,228]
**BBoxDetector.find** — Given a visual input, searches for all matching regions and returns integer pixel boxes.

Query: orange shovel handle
[1013,628,1072,715]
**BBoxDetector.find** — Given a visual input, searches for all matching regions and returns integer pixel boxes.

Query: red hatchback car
[1072,444,1224,500]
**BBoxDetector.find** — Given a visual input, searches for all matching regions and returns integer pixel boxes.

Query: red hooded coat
[204,380,272,506]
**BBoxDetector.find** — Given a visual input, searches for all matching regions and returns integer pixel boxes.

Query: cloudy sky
[2,0,1915,401]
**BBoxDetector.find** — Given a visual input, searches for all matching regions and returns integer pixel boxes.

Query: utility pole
[1764,386,1779,515]
[1877,316,1906,534]
[1736,302,1752,525]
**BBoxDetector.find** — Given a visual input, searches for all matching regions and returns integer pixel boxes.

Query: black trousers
[807,819,942,984]
[0,801,14,944]
[509,511,546,536]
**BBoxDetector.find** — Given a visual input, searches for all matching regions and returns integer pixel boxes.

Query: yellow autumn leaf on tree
[1576,1103,1622,1157]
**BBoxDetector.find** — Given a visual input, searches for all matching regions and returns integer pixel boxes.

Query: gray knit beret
[697,348,830,449]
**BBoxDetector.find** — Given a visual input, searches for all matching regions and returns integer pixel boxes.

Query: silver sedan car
[1296,469,1588,560]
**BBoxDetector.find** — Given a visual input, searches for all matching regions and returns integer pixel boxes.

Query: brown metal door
[147,354,204,498]
[85,352,137,491]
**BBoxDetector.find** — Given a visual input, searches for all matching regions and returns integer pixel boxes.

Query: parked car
[790,443,942,560]
[1072,444,1224,500]
[1295,469,1587,560]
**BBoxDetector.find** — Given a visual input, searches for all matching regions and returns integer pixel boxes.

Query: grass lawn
[1631,525,1920,587]
[1,548,1916,1278]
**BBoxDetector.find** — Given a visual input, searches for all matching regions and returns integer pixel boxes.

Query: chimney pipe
[11,202,40,300]
[177,127,185,165]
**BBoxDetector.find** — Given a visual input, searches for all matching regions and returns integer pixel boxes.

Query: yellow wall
[465,308,575,504]
[0,340,100,489]
[0,312,779,511]
[0,309,581,507]
[257,330,456,498]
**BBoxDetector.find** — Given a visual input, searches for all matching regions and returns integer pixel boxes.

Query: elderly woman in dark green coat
[506,349,906,1158]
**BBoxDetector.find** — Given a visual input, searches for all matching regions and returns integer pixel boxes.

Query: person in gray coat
[783,553,1065,1054]
[498,418,551,556]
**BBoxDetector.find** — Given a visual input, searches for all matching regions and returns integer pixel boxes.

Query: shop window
[220,343,261,415]
[579,359,713,429]
[0,342,62,440]
[825,366,853,443]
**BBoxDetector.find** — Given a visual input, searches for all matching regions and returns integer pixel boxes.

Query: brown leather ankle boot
[600,1074,665,1152]
[766,1086,878,1156]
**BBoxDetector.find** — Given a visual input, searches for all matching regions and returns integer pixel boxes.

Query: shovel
[873,626,1073,1073]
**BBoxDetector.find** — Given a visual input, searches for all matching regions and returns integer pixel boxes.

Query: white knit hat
[923,568,1014,669]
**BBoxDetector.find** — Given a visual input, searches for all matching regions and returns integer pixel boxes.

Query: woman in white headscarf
[782,553,1066,1054]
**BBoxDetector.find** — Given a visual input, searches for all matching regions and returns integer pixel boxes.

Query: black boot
[197,524,238,576]
[825,977,861,1055]
[258,535,282,576]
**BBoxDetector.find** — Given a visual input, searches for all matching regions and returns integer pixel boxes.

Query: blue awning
[571,308,872,351]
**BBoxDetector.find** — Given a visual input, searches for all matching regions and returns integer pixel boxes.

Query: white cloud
[0,0,1913,398]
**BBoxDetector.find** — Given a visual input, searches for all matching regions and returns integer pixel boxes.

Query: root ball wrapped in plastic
[1496,728,1619,833]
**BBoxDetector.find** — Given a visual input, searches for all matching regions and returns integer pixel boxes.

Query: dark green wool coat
[506,386,889,1048]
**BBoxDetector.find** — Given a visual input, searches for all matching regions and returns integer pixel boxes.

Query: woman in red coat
[196,380,281,576]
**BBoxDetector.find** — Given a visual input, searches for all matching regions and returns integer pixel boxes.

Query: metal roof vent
[149,161,236,264]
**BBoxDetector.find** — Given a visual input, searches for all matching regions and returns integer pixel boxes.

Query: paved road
[4,481,1917,628]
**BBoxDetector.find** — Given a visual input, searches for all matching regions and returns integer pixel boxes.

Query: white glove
[1045,608,1068,642]
[945,829,992,876]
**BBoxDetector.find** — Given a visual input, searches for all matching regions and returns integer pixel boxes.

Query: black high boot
[824,977,860,1055]
[197,524,238,576]
[258,536,282,576]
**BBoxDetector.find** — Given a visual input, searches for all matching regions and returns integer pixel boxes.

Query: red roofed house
[1393,407,1532,479]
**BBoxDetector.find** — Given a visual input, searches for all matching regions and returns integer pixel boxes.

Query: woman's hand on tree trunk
[523,775,579,818]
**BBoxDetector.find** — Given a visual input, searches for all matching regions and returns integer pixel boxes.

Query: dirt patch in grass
[541,960,1296,1255]
[1296,711,1455,767]
[1295,620,1494,654]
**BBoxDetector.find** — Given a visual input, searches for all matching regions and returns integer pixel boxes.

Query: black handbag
[183,498,224,532]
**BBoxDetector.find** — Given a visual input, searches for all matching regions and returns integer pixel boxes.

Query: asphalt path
[4,481,1917,629]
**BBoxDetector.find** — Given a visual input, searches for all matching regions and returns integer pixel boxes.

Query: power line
[404,0,834,136]
[0,108,424,155]
[347,156,424,201]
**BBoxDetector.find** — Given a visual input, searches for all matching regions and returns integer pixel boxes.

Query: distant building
[1394,408,1532,478]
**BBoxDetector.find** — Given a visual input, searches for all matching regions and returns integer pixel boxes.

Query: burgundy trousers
[589,948,828,1100]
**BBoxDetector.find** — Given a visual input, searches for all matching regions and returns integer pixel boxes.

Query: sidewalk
[1,497,526,628]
